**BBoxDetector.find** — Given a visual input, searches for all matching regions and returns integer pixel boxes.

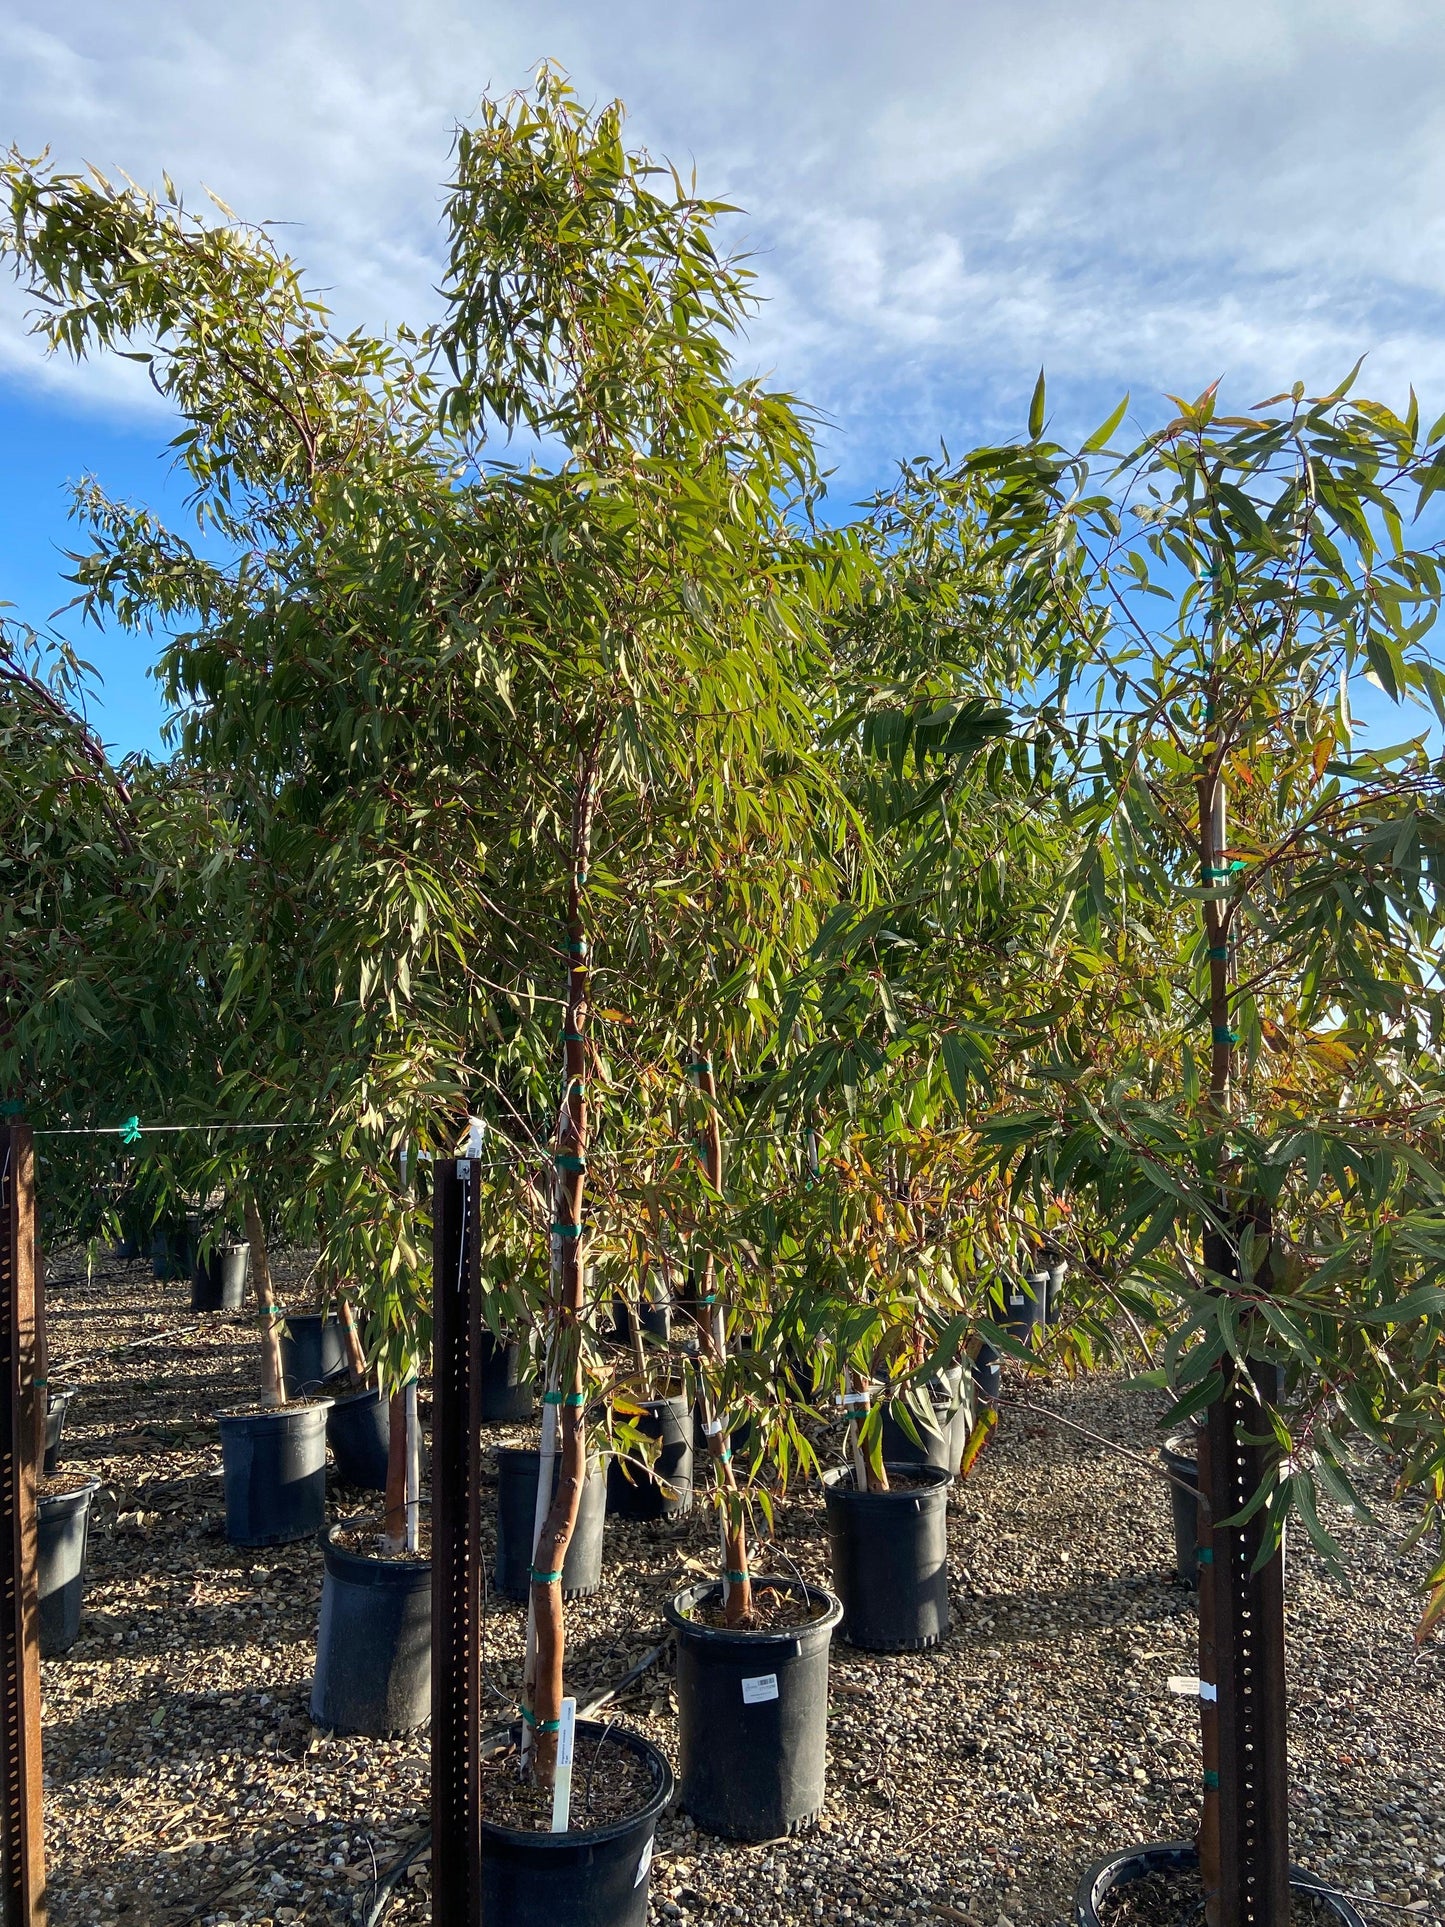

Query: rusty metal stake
[0,1123,46,1923]
[431,1152,483,1924]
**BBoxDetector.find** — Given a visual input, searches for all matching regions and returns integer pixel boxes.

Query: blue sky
[4,0,1445,753]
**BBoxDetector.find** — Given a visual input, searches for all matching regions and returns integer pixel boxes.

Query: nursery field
[35,1251,1445,1927]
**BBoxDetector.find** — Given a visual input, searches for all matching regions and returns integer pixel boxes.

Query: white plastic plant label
[634,1834,654,1888]
[549,1697,576,1833]
[741,1672,780,1705]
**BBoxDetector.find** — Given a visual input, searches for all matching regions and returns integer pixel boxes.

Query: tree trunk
[242,1191,284,1406]
[338,1294,368,1388]
[526,758,598,1793]
[32,1212,47,1471]
[382,1388,408,1550]
[685,1052,752,1624]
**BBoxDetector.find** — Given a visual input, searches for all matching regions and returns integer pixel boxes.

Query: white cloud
[4,0,1445,489]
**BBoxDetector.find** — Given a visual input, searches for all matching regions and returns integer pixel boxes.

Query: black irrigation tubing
[997,1395,1206,1506]
[358,1641,667,1927]
[49,1322,206,1379]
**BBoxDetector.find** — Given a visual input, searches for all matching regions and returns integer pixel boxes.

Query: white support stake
[550,1697,576,1833]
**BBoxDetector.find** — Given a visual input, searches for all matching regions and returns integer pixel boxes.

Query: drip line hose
[357,1640,667,1926]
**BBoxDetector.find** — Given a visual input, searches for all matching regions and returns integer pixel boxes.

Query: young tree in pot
[435,73,864,1859]
[969,372,1445,1927]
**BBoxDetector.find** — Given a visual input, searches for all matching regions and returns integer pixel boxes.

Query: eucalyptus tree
[962,373,1445,1924]
[2,65,867,1793]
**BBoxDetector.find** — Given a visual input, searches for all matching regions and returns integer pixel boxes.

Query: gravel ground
[35,1251,1445,1927]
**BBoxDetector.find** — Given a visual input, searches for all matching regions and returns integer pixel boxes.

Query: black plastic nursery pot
[310,1518,431,1735]
[279,1312,349,1396]
[972,1340,1002,1406]
[42,1383,77,1475]
[327,1384,390,1490]
[479,1330,536,1424]
[822,1461,951,1651]
[665,1578,843,1841]
[1074,1842,1365,1927]
[1161,1433,1201,1587]
[216,1399,333,1546]
[479,1720,673,1927]
[606,1394,693,1520]
[879,1367,968,1474]
[611,1294,672,1348]
[38,1476,100,1657]
[190,1241,250,1313]
[150,1221,196,1283]
[495,1447,607,1600]
[990,1272,1048,1343]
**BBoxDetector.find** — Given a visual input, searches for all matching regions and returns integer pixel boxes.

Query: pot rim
[478,1717,674,1850]
[1074,1840,1367,1927]
[214,1397,335,1424]
[821,1461,952,1497]
[664,1576,843,1645]
[320,1511,431,1576]
[38,1474,101,1512]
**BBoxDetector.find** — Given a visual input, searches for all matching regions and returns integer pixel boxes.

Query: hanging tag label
[550,1698,576,1832]
[634,1834,654,1888]
[1167,1675,1217,1702]
[741,1673,779,1705]
[456,1159,471,1181]
[703,1417,725,1438]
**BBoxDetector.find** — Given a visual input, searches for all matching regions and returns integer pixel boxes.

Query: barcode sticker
[741,1672,779,1705]
[634,1835,654,1888]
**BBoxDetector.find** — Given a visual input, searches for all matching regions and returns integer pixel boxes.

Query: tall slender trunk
[338,1294,368,1388]
[686,1053,752,1623]
[525,757,598,1793]
[383,1388,408,1548]
[242,1191,284,1405]
[32,1212,48,1471]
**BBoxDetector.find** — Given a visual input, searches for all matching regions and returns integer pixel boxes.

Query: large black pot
[611,1295,671,1349]
[990,1271,1048,1344]
[216,1400,332,1546]
[191,1242,250,1313]
[1075,1842,1365,1927]
[665,1578,843,1840]
[43,1384,77,1475]
[479,1331,536,1424]
[327,1384,390,1490]
[495,1447,607,1599]
[822,1462,951,1651]
[879,1367,967,1474]
[606,1395,693,1520]
[972,1340,1002,1406]
[310,1519,431,1735]
[150,1221,196,1283]
[280,1313,348,1396]
[1161,1433,1201,1586]
[479,1720,672,1927]
[38,1477,100,1656]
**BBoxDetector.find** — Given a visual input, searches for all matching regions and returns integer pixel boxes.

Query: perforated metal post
[0,1123,46,1923]
[1201,1218,1289,1927]
[431,1153,483,1924]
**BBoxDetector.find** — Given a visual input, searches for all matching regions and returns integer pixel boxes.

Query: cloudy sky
[3,0,1444,749]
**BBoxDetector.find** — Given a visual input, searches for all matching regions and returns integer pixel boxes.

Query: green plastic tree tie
[119,1116,141,1144]
[687,1060,712,1074]
[529,1567,563,1586]
[724,1569,748,1583]
[1203,1769,1220,1789]
[555,1153,586,1171]
[1207,946,1229,961]
[0,1101,22,1117]
[33,1378,46,1389]
[520,1706,562,1733]
[1211,1026,1238,1046]
[551,1223,583,1238]
[1198,1547,1214,1564]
